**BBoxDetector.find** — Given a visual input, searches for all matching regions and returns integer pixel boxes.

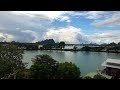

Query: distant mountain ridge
[38,39,55,45]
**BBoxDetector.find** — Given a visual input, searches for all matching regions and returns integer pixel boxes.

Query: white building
[38,45,43,49]
[64,45,84,49]
[101,58,120,78]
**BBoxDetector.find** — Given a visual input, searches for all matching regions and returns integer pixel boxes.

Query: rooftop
[102,58,120,69]
[85,72,112,79]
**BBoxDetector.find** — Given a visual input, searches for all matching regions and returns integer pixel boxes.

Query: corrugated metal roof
[106,59,120,64]
[102,58,120,69]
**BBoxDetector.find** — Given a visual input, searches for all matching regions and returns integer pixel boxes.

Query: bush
[84,76,92,79]
[93,74,108,79]
[30,54,58,79]
[30,54,81,79]
[56,62,80,79]
[0,44,27,79]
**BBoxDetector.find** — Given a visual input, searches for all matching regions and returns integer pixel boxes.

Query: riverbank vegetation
[0,44,27,79]
[0,39,120,53]
[0,41,120,79]
[84,74,108,79]
[0,45,81,79]
[1,40,120,53]
[30,54,80,79]
[0,44,116,79]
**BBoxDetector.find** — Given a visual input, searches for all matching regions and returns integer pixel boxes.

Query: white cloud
[66,11,105,19]
[57,16,71,22]
[0,11,120,44]
[0,11,52,42]
[67,11,120,27]
[11,11,120,27]
[11,11,73,23]
[66,20,71,23]
[44,26,88,44]
[92,17,120,27]
[12,11,69,20]
[21,30,38,43]
[0,33,14,42]
[85,11,105,19]
[89,30,120,44]
[92,11,120,27]
[93,33,117,38]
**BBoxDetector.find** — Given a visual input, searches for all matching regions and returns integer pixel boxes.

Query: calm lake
[23,50,120,76]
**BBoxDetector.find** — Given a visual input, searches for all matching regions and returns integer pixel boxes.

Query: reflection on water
[23,50,120,76]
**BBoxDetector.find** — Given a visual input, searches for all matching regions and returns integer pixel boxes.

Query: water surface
[23,50,120,76]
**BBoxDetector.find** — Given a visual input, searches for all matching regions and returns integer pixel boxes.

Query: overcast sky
[0,11,120,44]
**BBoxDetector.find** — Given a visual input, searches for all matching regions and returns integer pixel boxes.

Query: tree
[59,41,65,49]
[43,44,53,49]
[118,42,120,46]
[30,54,59,79]
[93,74,107,79]
[112,46,120,52]
[73,46,77,50]
[84,76,92,79]
[30,55,81,79]
[55,43,60,49]
[81,46,91,51]
[56,62,80,79]
[16,69,30,79]
[25,44,38,50]
[109,42,117,46]
[0,44,27,79]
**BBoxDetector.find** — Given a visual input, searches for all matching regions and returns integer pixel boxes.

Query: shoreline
[23,49,120,53]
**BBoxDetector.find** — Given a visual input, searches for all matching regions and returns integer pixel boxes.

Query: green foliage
[43,44,53,49]
[56,62,80,79]
[59,41,65,49]
[0,44,27,79]
[84,74,108,79]
[73,46,77,50]
[30,54,59,79]
[16,69,30,79]
[81,46,106,52]
[118,42,120,46]
[81,46,91,51]
[25,44,38,50]
[84,76,92,79]
[109,42,117,46]
[30,54,81,79]
[93,74,108,79]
